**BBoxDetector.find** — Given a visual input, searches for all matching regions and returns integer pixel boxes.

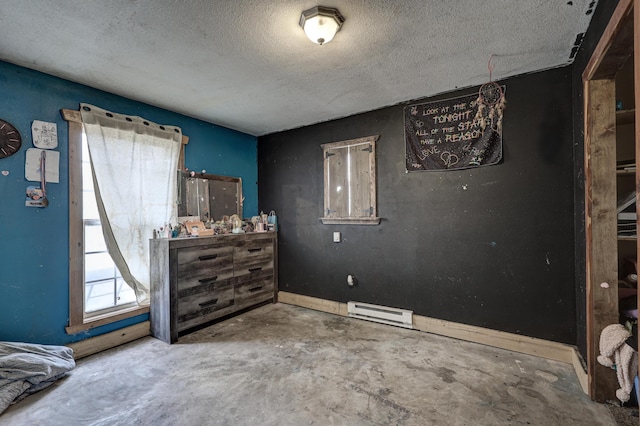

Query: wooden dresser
[150,232,277,343]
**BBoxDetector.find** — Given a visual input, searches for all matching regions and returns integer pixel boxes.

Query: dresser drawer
[178,244,233,266]
[233,258,273,279]
[233,238,273,272]
[234,268,274,308]
[177,279,234,331]
[177,245,234,290]
[235,283,274,308]
[177,267,234,293]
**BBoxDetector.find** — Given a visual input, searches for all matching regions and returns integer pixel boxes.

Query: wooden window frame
[320,135,380,225]
[61,109,188,334]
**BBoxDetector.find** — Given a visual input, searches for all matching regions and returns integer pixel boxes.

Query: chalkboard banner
[404,88,505,171]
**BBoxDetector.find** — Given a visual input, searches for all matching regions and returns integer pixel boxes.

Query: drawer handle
[248,248,262,253]
[198,276,218,284]
[199,298,218,309]
[248,267,262,273]
[249,286,263,293]
[199,254,218,261]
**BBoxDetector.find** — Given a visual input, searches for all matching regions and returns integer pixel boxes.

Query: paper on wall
[32,120,58,149]
[25,148,60,183]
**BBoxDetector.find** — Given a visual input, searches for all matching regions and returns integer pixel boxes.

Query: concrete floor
[2,303,617,425]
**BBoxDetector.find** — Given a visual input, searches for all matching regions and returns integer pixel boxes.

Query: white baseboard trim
[67,321,150,359]
[278,291,588,394]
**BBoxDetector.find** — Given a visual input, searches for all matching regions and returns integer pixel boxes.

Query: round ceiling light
[299,6,345,45]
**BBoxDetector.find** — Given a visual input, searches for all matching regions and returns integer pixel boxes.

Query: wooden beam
[583,79,594,398]
[60,108,189,145]
[61,109,82,123]
[583,0,634,80]
[65,115,84,329]
[584,78,620,401]
[67,321,150,360]
[581,0,637,402]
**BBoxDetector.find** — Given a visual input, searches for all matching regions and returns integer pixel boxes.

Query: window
[81,133,136,316]
[62,109,187,333]
[321,135,380,225]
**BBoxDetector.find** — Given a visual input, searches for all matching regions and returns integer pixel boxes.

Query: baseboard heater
[347,301,413,329]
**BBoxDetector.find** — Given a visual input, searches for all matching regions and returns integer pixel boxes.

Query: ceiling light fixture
[299,6,345,45]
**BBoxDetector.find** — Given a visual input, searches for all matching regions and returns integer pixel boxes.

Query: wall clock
[0,119,22,159]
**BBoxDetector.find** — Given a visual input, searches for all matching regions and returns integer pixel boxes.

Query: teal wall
[0,60,257,345]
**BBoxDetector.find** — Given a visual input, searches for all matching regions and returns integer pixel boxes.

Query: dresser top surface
[150,231,276,249]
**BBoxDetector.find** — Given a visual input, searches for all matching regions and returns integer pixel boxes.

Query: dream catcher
[474,55,506,133]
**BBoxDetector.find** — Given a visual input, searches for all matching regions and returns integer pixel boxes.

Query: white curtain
[80,104,182,305]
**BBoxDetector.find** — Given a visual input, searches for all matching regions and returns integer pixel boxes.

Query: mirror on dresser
[177,171,243,222]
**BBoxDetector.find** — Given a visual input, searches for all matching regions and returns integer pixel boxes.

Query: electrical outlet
[333,232,341,243]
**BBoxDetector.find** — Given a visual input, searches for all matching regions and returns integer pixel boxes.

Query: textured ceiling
[0,1,598,136]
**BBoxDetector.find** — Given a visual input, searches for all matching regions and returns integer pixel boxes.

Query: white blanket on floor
[0,341,75,414]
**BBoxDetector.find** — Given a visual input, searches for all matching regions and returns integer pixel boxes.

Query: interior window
[321,135,380,225]
[81,132,137,316]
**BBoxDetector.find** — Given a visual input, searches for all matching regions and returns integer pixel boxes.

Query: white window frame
[320,135,380,225]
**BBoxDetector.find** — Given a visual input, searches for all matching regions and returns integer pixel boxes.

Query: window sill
[320,217,381,225]
[65,305,149,335]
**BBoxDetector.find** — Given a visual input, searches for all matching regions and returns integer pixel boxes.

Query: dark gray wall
[259,66,576,344]
[571,0,620,359]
